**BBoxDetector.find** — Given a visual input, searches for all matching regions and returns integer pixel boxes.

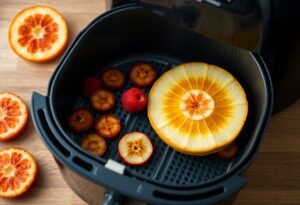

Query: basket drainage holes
[73,157,93,171]
[153,187,224,201]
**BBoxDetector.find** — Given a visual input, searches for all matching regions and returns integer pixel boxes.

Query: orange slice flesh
[148,62,248,156]
[0,92,28,141]
[9,5,68,62]
[0,148,37,198]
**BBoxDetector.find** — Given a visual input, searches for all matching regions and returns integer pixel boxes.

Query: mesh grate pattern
[160,154,231,185]
[66,54,236,186]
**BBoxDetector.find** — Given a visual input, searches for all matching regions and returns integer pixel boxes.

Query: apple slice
[101,68,125,90]
[0,148,38,198]
[95,114,121,139]
[81,133,107,156]
[118,132,153,166]
[130,63,157,87]
[216,141,238,160]
[68,108,94,133]
[90,89,115,112]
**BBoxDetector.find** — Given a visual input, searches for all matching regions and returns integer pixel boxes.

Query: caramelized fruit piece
[95,114,121,139]
[81,134,107,156]
[68,108,94,133]
[83,77,102,97]
[130,63,157,87]
[216,141,238,160]
[9,5,68,62]
[0,148,37,198]
[118,132,153,166]
[0,92,28,141]
[101,68,125,90]
[90,89,115,112]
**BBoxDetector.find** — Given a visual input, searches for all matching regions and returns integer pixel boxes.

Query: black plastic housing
[31,5,273,205]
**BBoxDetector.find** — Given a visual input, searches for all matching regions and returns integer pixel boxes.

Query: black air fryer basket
[31,4,273,205]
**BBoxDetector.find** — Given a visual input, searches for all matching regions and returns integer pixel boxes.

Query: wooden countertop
[0,1,299,204]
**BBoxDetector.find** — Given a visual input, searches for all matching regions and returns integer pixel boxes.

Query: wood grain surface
[0,1,299,205]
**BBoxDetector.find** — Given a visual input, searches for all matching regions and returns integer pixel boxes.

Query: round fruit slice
[118,132,153,166]
[0,148,37,198]
[0,92,28,141]
[81,134,107,156]
[68,108,94,133]
[9,5,68,62]
[101,68,125,90]
[90,89,115,112]
[216,141,238,160]
[95,114,121,139]
[130,63,157,87]
[148,62,248,156]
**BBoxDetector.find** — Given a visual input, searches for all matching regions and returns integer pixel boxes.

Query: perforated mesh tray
[67,54,239,187]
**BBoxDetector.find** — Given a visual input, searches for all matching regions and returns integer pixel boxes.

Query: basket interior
[49,7,268,187]
[68,54,239,186]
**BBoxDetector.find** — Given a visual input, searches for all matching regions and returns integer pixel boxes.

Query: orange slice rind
[148,62,248,156]
[9,5,68,62]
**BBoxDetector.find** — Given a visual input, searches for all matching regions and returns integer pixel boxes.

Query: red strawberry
[121,88,147,113]
[83,76,102,97]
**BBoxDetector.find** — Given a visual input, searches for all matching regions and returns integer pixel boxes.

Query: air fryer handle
[102,190,127,205]
[31,92,72,159]
[148,175,246,205]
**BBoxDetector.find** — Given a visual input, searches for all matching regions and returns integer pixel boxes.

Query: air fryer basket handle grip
[102,190,127,205]
[31,92,246,205]
[148,175,246,205]
[31,92,72,159]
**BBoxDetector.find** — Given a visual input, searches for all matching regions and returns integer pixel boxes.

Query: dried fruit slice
[0,148,37,198]
[9,5,68,62]
[68,109,94,133]
[83,77,102,97]
[101,68,125,90]
[148,62,248,156]
[130,63,157,87]
[118,132,153,166]
[81,134,107,156]
[95,114,121,139]
[0,92,28,141]
[216,141,238,160]
[90,89,115,112]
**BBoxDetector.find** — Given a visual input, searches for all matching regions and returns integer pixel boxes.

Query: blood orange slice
[118,132,153,166]
[0,148,37,198]
[148,62,248,156]
[0,92,28,142]
[9,5,68,62]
